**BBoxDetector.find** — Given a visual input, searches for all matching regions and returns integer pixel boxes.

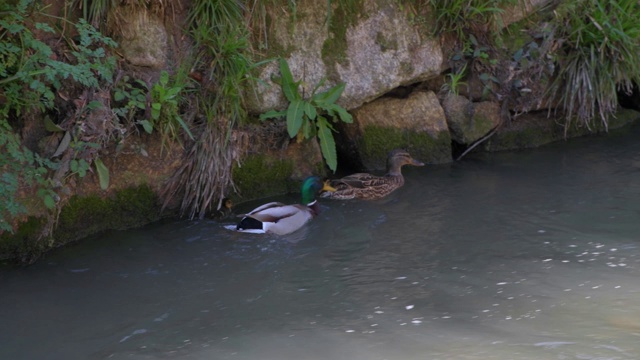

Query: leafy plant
[112,75,148,125]
[142,70,194,153]
[1,1,115,117]
[260,58,353,172]
[431,0,506,38]
[0,121,59,233]
[0,0,116,233]
[546,0,640,134]
[161,0,266,220]
[442,63,468,96]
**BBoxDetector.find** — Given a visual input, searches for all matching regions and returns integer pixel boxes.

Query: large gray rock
[248,1,443,113]
[497,0,554,29]
[343,91,452,170]
[113,11,167,69]
[443,94,501,144]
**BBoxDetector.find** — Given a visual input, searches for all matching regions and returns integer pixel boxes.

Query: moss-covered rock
[0,184,161,264]
[54,184,159,242]
[232,154,296,201]
[359,125,451,169]
[344,91,452,169]
[248,0,443,113]
[0,217,47,264]
[484,108,640,151]
[231,134,327,202]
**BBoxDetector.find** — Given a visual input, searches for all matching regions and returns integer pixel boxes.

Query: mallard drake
[321,149,424,200]
[211,198,233,219]
[228,176,336,235]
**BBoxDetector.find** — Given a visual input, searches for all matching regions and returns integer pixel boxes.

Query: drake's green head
[301,176,336,204]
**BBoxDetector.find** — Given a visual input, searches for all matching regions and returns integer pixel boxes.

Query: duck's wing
[245,203,300,223]
[262,204,313,235]
[334,173,388,189]
[239,202,286,216]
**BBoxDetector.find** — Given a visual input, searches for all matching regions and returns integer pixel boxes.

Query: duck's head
[221,198,233,210]
[301,176,336,205]
[387,149,425,174]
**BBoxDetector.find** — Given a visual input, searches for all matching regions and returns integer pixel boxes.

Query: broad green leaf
[303,102,317,120]
[286,99,305,138]
[135,99,146,109]
[313,83,345,107]
[94,158,110,190]
[279,58,300,102]
[114,91,126,101]
[310,77,327,96]
[316,117,337,172]
[164,86,181,99]
[52,131,71,157]
[87,100,102,110]
[151,102,161,120]
[328,104,353,123]
[159,71,169,86]
[43,194,56,209]
[84,142,101,149]
[70,159,78,173]
[78,159,88,177]
[259,109,286,120]
[138,120,153,134]
[44,116,64,132]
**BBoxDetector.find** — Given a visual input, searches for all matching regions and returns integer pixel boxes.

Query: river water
[2,124,640,360]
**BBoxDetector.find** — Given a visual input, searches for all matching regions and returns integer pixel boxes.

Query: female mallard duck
[321,149,424,200]
[211,198,233,219]
[229,176,336,235]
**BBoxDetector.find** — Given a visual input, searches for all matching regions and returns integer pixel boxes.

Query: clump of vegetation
[435,0,640,136]
[260,58,353,172]
[431,0,507,38]
[442,63,468,96]
[145,70,195,153]
[1,0,117,233]
[545,0,640,134]
[432,0,510,103]
[161,0,257,220]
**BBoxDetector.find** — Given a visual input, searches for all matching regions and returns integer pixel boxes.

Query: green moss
[53,184,160,243]
[484,118,564,151]
[608,108,640,130]
[114,186,159,226]
[399,61,415,76]
[0,216,46,263]
[54,195,111,242]
[321,0,366,82]
[485,109,640,152]
[469,112,498,142]
[491,127,558,151]
[0,184,161,263]
[499,19,534,54]
[375,31,398,52]
[359,125,452,168]
[232,154,295,200]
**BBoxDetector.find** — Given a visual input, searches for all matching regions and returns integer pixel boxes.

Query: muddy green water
[2,125,640,360]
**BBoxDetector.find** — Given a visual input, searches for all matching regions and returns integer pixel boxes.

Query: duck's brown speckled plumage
[321,149,424,200]
[211,198,233,219]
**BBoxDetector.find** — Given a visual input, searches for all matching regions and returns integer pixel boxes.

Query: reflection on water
[2,125,640,359]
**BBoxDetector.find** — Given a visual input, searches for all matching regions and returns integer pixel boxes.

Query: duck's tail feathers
[236,216,264,232]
